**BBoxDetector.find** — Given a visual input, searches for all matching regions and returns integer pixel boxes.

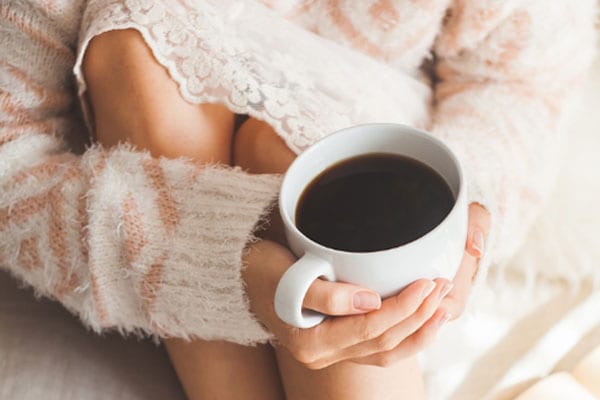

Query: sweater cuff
[156,163,282,344]
[82,148,282,344]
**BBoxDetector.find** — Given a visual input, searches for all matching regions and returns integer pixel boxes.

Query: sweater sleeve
[0,2,280,344]
[431,0,597,272]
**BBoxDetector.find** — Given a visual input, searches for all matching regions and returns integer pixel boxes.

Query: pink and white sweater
[0,0,596,344]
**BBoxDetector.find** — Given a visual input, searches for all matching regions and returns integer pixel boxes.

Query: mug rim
[279,123,466,256]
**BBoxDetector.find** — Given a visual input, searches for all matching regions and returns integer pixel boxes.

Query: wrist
[242,240,296,331]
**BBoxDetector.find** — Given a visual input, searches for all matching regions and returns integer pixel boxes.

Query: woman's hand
[243,240,453,369]
[237,120,452,369]
[439,203,491,320]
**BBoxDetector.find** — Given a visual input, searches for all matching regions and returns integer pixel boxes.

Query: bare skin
[83,28,491,400]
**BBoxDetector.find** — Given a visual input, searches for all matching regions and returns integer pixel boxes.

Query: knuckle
[411,328,436,351]
[305,361,326,370]
[374,354,395,368]
[414,304,433,322]
[305,324,325,347]
[375,331,399,352]
[293,347,317,365]
[414,298,438,322]
[410,333,427,350]
[392,290,419,317]
[323,292,342,314]
[358,316,377,341]
[285,334,307,361]
[324,289,349,314]
[439,298,463,321]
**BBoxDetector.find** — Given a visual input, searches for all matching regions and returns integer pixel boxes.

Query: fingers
[312,279,451,368]
[313,279,436,352]
[357,279,451,356]
[303,279,381,316]
[465,203,492,258]
[351,309,451,367]
[284,279,434,368]
[441,201,492,322]
[442,202,492,319]
[441,252,478,320]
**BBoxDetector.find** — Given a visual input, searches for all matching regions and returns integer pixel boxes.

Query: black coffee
[295,153,455,252]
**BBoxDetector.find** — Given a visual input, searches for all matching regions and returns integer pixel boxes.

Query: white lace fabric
[74,0,431,155]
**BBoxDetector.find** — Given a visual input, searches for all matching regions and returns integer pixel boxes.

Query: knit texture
[1,0,281,344]
[0,0,597,343]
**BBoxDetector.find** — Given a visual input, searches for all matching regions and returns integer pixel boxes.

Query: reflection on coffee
[295,153,455,252]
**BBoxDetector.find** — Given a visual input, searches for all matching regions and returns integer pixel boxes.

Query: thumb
[303,279,381,316]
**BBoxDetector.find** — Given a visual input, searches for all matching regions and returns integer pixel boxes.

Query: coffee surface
[295,153,455,252]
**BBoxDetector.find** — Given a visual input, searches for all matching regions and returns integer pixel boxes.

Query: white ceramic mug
[274,123,468,328]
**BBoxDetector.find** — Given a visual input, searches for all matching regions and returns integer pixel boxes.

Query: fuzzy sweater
[0,0,596,344]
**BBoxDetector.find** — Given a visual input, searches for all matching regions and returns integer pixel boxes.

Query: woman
[1,1,595,399]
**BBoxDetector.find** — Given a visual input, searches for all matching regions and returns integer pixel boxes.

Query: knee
[233,118,266,170]
[140,102,234,163]
[233,118,295,173]
[82,29,234,164]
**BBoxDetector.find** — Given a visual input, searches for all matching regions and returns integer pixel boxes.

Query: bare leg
[166,340,284,400]
[83,28,283,400]
[276,348,424,400]
[234,119,426,400]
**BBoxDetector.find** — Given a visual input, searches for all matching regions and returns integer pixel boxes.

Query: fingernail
[419,281,436,302]
[469,229,485,258]
[439,282,454,299]
[437,312,452,328]
[353,291,381,311]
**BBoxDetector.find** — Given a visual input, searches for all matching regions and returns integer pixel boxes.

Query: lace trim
[74,0,431,154]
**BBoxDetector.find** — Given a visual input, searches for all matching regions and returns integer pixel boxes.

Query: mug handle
[274,252,336,328]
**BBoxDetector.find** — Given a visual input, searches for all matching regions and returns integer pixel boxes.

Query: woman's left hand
[440,203,491,320]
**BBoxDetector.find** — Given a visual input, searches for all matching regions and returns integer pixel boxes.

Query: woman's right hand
[242,240,452,370]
